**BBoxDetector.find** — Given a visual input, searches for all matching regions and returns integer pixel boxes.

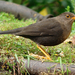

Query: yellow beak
[71,17,75,20]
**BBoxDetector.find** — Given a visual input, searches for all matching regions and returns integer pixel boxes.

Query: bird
[0,12,75,61]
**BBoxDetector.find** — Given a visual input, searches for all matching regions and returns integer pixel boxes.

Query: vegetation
[0,1,75,74]
[5,0,74,16]
[0,12,75,64]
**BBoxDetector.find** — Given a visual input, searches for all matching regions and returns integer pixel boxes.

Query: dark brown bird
[0,12,75,61]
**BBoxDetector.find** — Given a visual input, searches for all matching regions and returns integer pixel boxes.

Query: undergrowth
[0,12,75,64]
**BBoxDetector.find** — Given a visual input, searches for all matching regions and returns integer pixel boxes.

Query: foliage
[71,0,75,13]
[5,0,74,16]
[65,6,70,12]
[0,12,75,63]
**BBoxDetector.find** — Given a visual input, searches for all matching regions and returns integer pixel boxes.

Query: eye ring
[66,14,70,18]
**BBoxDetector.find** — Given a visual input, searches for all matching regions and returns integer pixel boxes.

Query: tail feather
[0,27,23,34]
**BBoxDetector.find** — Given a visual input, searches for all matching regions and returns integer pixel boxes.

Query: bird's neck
[63,20,74,33]
[55,17,73,32]
[55,17,73,40]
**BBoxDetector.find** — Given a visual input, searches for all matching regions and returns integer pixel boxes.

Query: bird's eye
[66,14,70,18]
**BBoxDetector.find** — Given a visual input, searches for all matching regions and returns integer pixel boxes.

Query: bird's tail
[0,27,22,34]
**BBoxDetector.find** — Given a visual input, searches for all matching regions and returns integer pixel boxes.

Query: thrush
[0,12,75,61]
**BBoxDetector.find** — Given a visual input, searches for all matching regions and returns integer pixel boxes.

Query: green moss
[0,12,75,63]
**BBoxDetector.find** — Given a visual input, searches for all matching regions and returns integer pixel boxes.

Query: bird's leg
[37,45,53,61]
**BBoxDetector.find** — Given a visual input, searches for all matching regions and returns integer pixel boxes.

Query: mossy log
[0,1,53,21]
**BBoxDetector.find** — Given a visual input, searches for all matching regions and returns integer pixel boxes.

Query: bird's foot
[29,53,53,62]
[37,45,53,61]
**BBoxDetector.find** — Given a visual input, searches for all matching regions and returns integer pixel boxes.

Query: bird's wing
[15,18,63,37]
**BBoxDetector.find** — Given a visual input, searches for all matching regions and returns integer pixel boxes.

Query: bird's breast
[30,35,65,46]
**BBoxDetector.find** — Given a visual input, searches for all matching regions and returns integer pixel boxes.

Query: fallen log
[23,59,75,75]
[1,56,75,75]
[0,1,53,21]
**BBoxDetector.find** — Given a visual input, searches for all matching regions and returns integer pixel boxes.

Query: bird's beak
[71,16,75,20]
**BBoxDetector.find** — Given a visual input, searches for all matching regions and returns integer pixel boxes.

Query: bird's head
[55,12,75,31]
[60,12,75,20]
[56,12,75,25]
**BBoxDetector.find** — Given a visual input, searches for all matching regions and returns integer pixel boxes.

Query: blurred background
[1,0,75,16]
